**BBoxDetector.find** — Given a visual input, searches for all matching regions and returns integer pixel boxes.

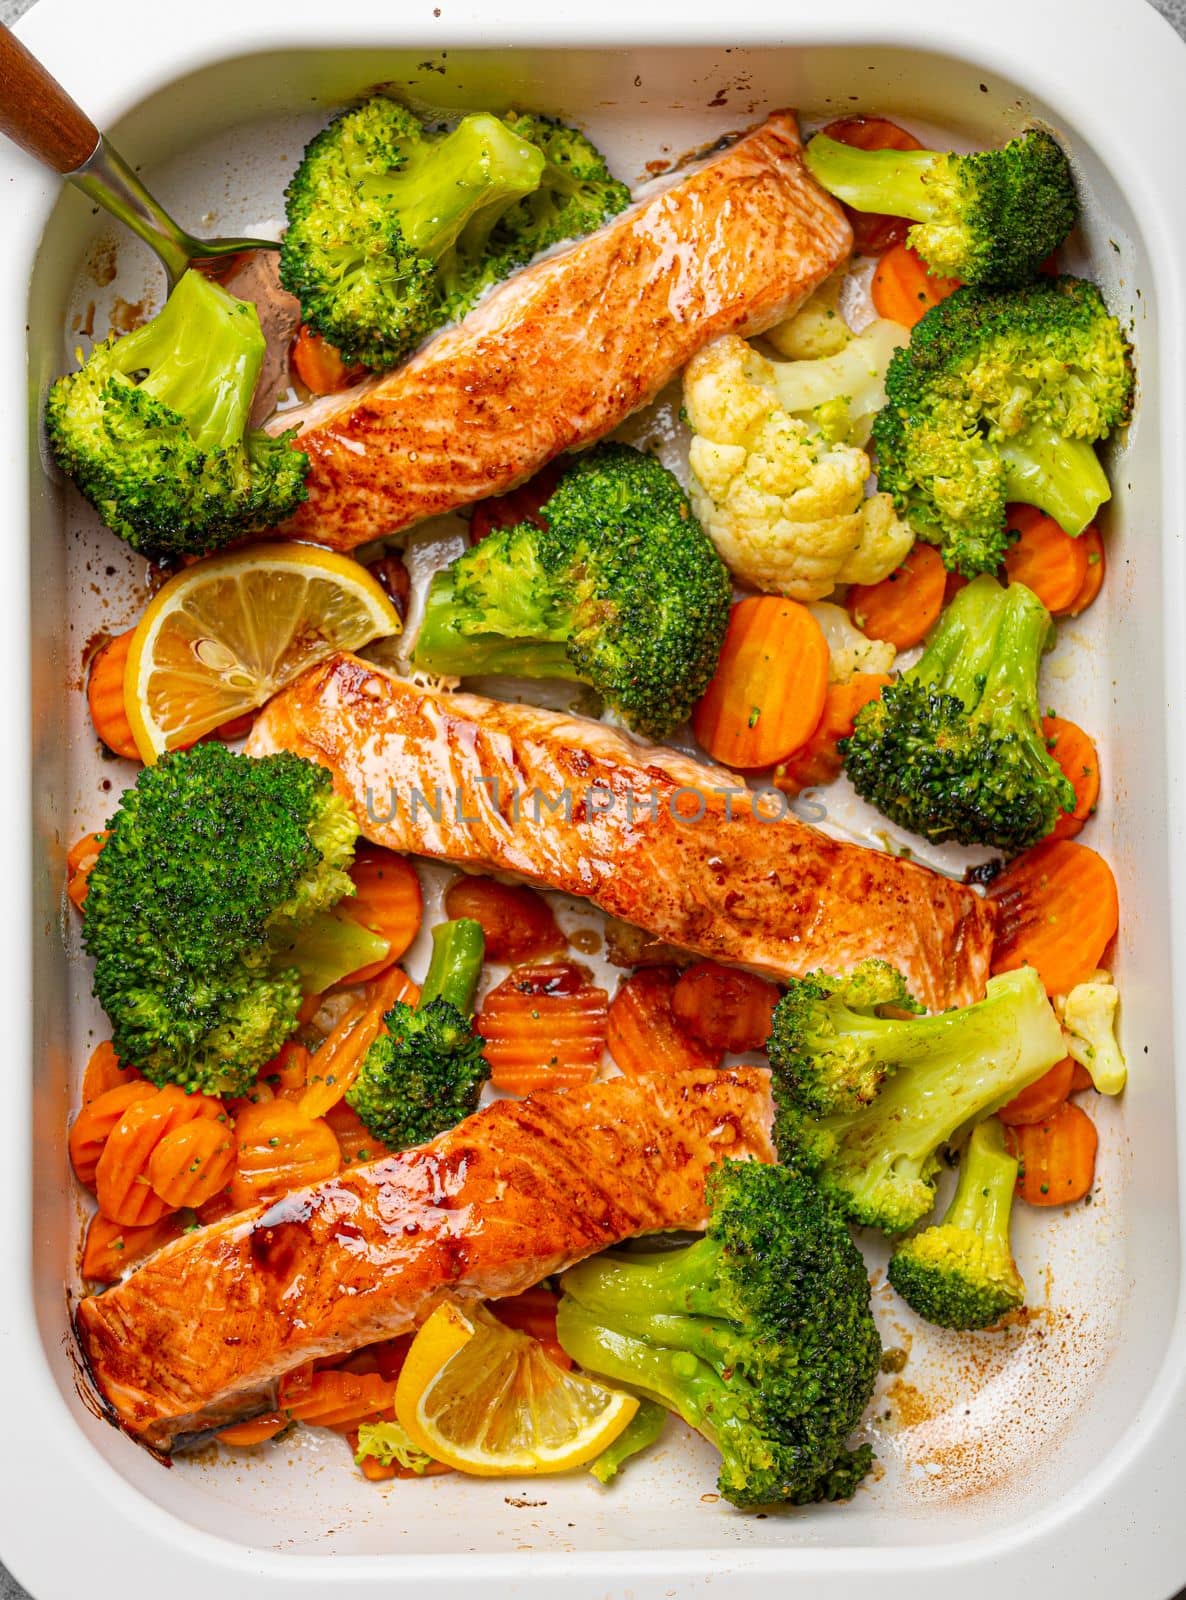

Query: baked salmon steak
[272,111,852,548]
[247,655,995,1010]
[76,1068,774,1450]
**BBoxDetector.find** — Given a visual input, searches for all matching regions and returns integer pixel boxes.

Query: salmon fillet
[76,1069,774,1450]
[247,655,994,1010]
[272,111,851,549]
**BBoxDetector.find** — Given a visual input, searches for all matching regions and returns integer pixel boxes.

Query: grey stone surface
[1,0,1184,1594]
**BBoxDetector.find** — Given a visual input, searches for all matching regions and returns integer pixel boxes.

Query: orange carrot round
[299,964,420,1120]
[81,1039,140,1103]
[339,845,423,982]
[670,962,780,1054]
[774,673,892,795]
[218,1413,289,1447]
[819,117,925,255]
[69,1080,157,1189]
[1066,524,1105,617]
[1006,1101,1098,1206]
[607,967,723,1077]
[1069,1061,1095,1094]
[231,1100,342,1209]
[871,243,961,328]
[87,629,140,761]
[278,1368,396,1429]
[1042,717,1100,842]
[444,875,565,964]
[66,830,107,912]
[478,961,608,1096]
[847,542,946,650]
[95,1086,226,1226]
[997,1056,1075,1127]
[692,597,829,770]
[147,1117,238,1208]
[290,324,366,395]
[1002,505,1089,615]
[80,1209,186,1283]
[988,839,1119,997]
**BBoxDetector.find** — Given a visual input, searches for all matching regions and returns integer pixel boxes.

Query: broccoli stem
[419,917,485,1015]
[911,573,1051,719]
[273,910,391,995]
[998,423,1112,537]
[370,112,545,268]
[945,1118,1018,1241]
[803,136,949,222]
[110,269,264,451]
[589,1397,667,1485]
[413,568,583,681]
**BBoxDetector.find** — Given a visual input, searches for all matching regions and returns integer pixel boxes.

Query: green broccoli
[82,743,385,1096]
[871,275,1133,574]
[281,97,629,371]
[354,1418,433,1474]
[770,965,1066,1235]
[588,1398,668,1485]
[804,128,1076,287]
[345,918,489,1148]
[556,1160,882,1509]
[45,269,309,561]
[412,443,731,739]
[842,574,1074,851]
[887,1117,1025,1330]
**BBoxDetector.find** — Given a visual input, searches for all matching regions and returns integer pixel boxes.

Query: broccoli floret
[842,574,1074,851]
[771,966,1066,1234]
[412,442,731,739]
[888,1117,1025,1329]
[871,275,1133,574]
[82,743,384,1096]
[354,1418,433,1474]
[588,1398,668,1485]
[556,1160,881,1509]
[345,919,489,1148]
[804,129,1076,287]
[45,270,309,560]
[281,98,628,371]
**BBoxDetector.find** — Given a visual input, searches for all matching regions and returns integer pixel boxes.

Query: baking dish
[3,0,1186,1593]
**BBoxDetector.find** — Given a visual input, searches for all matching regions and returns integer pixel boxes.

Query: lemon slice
[395,1301,638,1476]
[124,543,400,762]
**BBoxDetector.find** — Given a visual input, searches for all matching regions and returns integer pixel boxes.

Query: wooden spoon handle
[0,24,98,174]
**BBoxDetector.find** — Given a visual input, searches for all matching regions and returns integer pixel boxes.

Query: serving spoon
[0,23,301,413]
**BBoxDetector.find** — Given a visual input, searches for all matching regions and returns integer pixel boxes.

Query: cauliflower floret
[766,269,853,361]
[809,602,897,683]
[684,331,913,601]
[1059,971,1126,1096]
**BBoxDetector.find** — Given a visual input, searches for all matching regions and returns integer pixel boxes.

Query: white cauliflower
[684,324,913,601]
[1060,971,1126,1096]
[766,269,853,360]
[808,602,897,683]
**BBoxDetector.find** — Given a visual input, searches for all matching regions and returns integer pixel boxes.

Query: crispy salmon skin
[76,1069,774,1449]
[247,655,994,1011]
[272,111,852,548]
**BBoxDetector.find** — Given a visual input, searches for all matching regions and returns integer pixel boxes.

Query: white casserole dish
[3,0,1186,1593]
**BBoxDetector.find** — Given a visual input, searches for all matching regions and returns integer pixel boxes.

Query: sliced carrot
[95,1086,226,1227]
[468,458,567,545]
[1070,1062,1095,1094]
[218,1413,289,1447]
[670,961,781,1054]
[847,542,946,649]
[69,1080,157,1190]
[339,845,423,982]
[692,597,829,770]
[230,1100,342,1209]
[80,1209,187,1283]
[324,1098,390,1168]
[81,1039,141,1103]
[1002,504,1089,615]
[257,1038,312,1102]
[478,961,608,1096]
[988,839,1119,998]
[820,116,925,255]
[290,323,366,395]
[66,830,107,912]
[998,1056,1075,1126]
[1006,1101,1098,1206]
[147,1117,238,1208]
[194,1188,240,1227]
[607,967,723,1077]
[363,1335,415,1383]
[278,1368,396,1429]
[1042,716,1100,842]
[1066,524,1105,617]
[443,875,565,964]
[299,964,420,1120]
[774,673,892,795]
[86,629,140,761]
[493,1286,573,1371]
[871,243,961,329]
